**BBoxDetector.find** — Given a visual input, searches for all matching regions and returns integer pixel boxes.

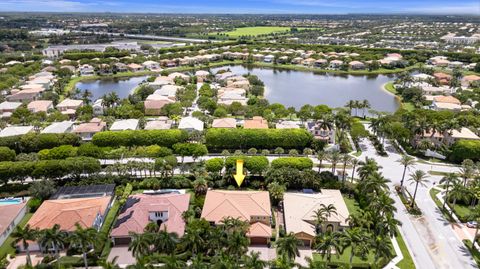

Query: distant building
[178,117,204,132]
[0,126,34,137]
[73,118,107,141]
[41,121,75,134]
[110,119,139,131]
[212,118,237,128]
[244,116,268,129]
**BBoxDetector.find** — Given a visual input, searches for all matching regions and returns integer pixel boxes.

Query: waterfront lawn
[223,26,291,37]
[384,82,397,95]
[0,213,33,259]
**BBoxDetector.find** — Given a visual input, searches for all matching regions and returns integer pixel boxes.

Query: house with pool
[0,198,28,246]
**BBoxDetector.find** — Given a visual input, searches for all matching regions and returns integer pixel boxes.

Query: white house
[41,121,75,134]
[178,117,204,132]
[110,119,140,131]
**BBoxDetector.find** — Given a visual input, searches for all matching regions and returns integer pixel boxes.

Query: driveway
[108,246,135,268]
[295,247,312,267]
[248,246,277,262]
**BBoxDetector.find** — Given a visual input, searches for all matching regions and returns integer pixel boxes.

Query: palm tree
[69,223,98,269]
[314,231,342,263]
[397,155,416,187]
[341,154,351,183]
[440,173,459,209]
[468,205,480,247]
[275,232,301,262]
[357,157,381,180]
[11,224,37,266]
[242,251,267,269]
[371,235,393,264]
[226,231,249,260]
[129,232,153,259]
[341,227,369,267]
[38,224,66,258]
[350,158,359,184]
[408,170,429,208]
[448,182,465,209]
[459,160,475,186]
[345,100,355,115]
[99,256,121,269]
[328,150,341,174]
[162,254,186,269]
[317,151,327,173]
[154,228,179,254]
[361,99,371,118]
[181,227,204,256]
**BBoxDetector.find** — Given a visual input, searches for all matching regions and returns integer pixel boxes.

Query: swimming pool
[0,198,22,206]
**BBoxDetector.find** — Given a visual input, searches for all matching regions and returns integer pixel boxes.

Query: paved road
[357,135,476,269]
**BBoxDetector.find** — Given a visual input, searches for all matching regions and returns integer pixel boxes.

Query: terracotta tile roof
[201,190,271,224]
[212,118,237,128]
[247,222,272,238]
[73,119,107,133]
[27,100,53,113]
[244,116,268,129]
[111,193,190,237]
[27,197,111,231]
[0,202,27,235]
[433,96,461,104]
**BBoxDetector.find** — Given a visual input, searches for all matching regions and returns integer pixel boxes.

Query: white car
[467,221,477,228]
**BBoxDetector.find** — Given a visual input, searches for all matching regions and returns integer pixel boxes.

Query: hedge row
[450,140,480,163]
[205,129,313,151]
[271,157,313,170]
[0,133,81,153]
[0,157,101,183]
[92,130,189,148]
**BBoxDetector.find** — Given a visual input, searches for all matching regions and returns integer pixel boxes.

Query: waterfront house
[283,190,350,247]
[57,98,83,117]
[127,63,144,72]
[142,60,160,70]
[306,121,335,144]
[153,85,182,101]
[314,59,328,68]
[444,128,480,146]
[329,60,343,69]
[168,72,190,81]
[93,99,104,116]
[113,62,128,73]
[348,61,365,70]
[73,118,107,141]
[264,55,275,63]
[110,193,190,245]
[79,64,95,76]
[201,190,272,245]
[432,96,462,111]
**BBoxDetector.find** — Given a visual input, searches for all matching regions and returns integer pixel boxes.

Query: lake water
[212,65,400,113]
[75,76,148,100]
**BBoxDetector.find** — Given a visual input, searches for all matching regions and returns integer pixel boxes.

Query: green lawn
[463,240,480,268]
[451,203,473,222]
[429,188,455,222]
[342,195,360,215]
[222,26,292,37]
[384,82,397,95]
[0,213,33,259]
[99,199,124,258]
[312,247,377,266]
[395,230,416,269]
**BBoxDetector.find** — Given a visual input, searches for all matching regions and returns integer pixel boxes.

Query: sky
[0,0,479,14]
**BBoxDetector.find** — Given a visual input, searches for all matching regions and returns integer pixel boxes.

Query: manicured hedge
[0,133,81,153]
[271,157,313,170]
[0,147,15,161]
[449,140,480,163]
[225,156,270,175]
[92,130,188,148]
[205,129,313,151]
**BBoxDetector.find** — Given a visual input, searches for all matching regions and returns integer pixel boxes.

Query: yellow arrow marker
[233,159,246,187]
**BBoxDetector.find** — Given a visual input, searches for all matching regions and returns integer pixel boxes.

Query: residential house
[113,63,128,73]
[433,72,452,85]
[0,126,34,137]
[306,121,335,144]
[93,99,104,116]
[144,118,173,130]
[168,72,190,81]
[329,60,343,69]
[201,190,272,245]
[212,118,237,128]
[79,64,95,76]
[97,64,112,75]
[178,117,204,132]
[149,76,174,89]
[73,118,107,141]
[142,60,160,70]
[432,96,462,111]
[144,95,175,116]
[153,85,182,101]
[110,193,190,245]
[348,61,365,70]
[462,75,480,88]
[217,88,247,106]
[264,55,275,63]
[41,121,75,134]
[314,59,328,68]
[57,99,83,117]
[244,116,268,129]
[276,121,300,129]
[195,70,210,82]
[226,76,250,90]
[444,128,480,146]
[27,100,53,113]
[283,190,350,247]
[127,63,144,72]
[7,89,43,103]
[0,201,28,246]
[110,119,139,131]
[0,101,22,118]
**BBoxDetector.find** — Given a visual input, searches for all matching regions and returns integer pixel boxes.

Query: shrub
[77,143,104,158]
[205,158,224,173]
[27,197,42,212]
[38,145,77,160]
[205,129,312,151]
[0,133,81,153]
[0,147,15,161]
[271,157,313,170]
[225,156,269,175]
[450,140,480,163]
[92,130,188,148]
[173,143,208,159]
[350,121,369,140]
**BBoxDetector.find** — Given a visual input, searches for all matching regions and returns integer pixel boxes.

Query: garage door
[113,237,132,245]
[300,239,311,247]
[250,237,268,245]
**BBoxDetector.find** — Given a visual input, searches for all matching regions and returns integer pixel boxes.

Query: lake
[212,65,400,113]
[75,76,148,100]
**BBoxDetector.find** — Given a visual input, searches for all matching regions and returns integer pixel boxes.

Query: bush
[77,143,104,158]
[38,145,77,160]
[92,130,188,148]
[205,158,224,173]
[205,128,312,151]
[0,133,81,153]
[350,121,368,140]
[271,157,313,170]
[450,140,480,163]
[0,147,15,161]
[173,143,208,158]
[27,197,42,212]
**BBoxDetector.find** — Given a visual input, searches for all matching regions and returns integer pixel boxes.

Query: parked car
[467,221,477,228]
